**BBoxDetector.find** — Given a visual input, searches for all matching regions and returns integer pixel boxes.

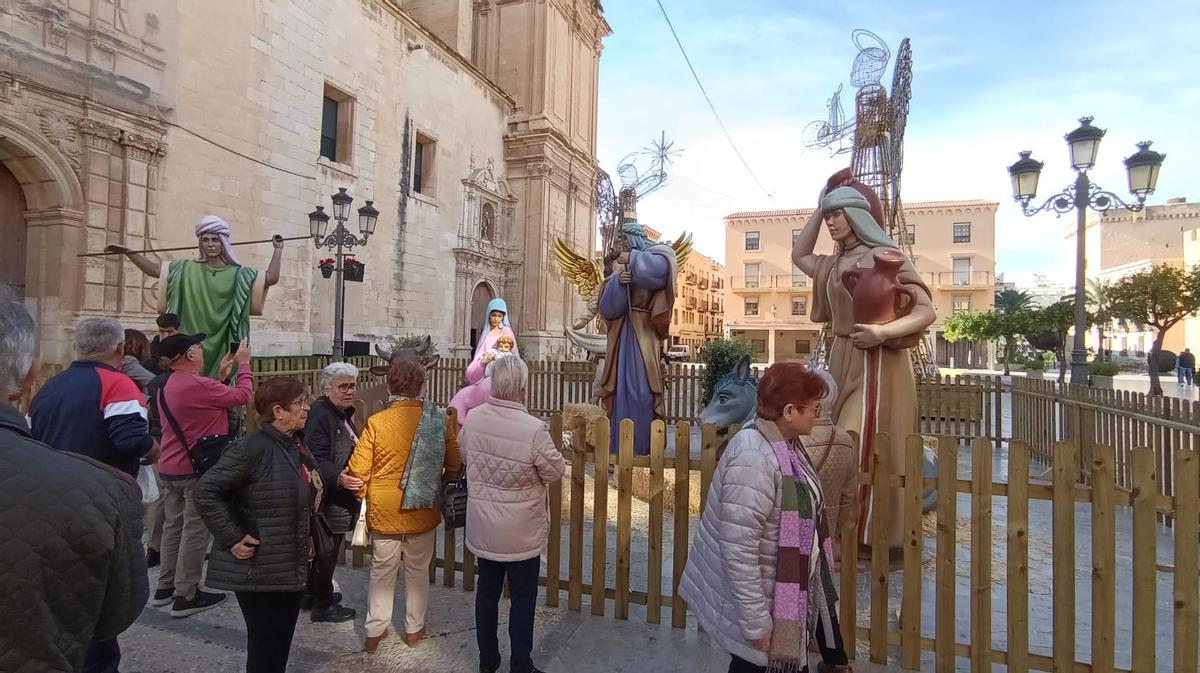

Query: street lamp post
[1008,117,1166,386]
[308,187,379,361]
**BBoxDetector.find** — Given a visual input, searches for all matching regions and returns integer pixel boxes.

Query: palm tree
[1086,278,1113,360]
[993,289,1033,374]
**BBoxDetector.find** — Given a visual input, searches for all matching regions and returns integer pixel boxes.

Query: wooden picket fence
[362,417,1196,673]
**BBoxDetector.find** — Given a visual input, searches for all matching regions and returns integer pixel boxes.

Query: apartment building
[639,226,725,356]
[724,200,998,366]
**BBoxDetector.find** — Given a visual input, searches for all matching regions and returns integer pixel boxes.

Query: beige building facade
[724,200,998,366]
[0,0,608,362]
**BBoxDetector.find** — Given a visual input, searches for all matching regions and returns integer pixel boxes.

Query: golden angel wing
[553,237,603,301]
[671,232,693,270]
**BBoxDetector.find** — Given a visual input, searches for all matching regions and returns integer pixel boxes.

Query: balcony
[713,278,724,289]
[686,296,697,308]
[778,274,807,288]
[922,270,994,290]
[699,278,709,289]
[685,272,697,285]
[731,275,814,293]
[730,275,766,291]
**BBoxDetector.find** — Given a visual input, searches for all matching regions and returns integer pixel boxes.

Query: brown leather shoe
[364,628,389,653]
[403,627,426,647]
[817,663,853,673]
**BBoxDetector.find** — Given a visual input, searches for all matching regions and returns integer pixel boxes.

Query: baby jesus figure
[483,335,516,377]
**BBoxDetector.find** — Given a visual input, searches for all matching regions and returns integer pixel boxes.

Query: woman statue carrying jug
[793,170,936,550]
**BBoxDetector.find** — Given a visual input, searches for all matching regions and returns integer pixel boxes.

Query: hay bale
[562,402,607,447]
[630,465,702,516]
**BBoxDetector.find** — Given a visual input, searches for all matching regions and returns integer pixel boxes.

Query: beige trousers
[157,478,211,596]
[364,530,437,638]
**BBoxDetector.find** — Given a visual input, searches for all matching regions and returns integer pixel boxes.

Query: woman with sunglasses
[300,362,362,622]
[196,377,322,673]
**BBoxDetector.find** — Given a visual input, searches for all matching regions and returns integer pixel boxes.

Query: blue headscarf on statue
[620,221,656,251]
[820,186,899,251]
[475,297,512,359]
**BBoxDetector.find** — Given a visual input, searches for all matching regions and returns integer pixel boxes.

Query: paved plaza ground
[121,562,899,673]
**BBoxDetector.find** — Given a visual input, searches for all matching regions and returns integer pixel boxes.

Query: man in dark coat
[0,299,148,673]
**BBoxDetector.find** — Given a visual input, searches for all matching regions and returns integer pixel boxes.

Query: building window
[795,339,811,355]
[745,231,760,251]
[953,258,971,285]
[745,297,759,316]
[791,296,807,316]
[320,84,355,164]
[953,295,970,314]
[413,132,437,195]
[953,222,971,243]
[480,202,495,241]
[744,263,760,288]
[791,263,806,287]
[792,228,801,248]
[904,224,916,246]
[751,338,766,353]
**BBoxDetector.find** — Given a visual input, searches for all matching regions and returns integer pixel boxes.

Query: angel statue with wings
[555,222,691,455]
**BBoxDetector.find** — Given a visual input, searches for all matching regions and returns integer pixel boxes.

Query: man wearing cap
[106,215,284,378]
[151,332,253,618]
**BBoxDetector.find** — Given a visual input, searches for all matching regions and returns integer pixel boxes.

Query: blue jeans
[82,638,120,673]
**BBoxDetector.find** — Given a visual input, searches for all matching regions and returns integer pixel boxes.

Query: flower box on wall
[318,258,335,279]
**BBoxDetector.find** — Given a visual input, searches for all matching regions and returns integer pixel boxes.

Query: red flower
[318,258,335,267]
[344,257,363,268]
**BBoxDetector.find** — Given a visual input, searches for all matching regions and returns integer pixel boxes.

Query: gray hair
[490,356,528,402]
[74,317,125,359]
[811,369,838,418]
[0,300,36,398]
[319,362,359,392]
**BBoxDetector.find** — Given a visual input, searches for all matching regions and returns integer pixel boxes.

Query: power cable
[654,0,776,204]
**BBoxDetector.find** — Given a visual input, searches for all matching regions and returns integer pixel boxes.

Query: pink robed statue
[448,298,520,428]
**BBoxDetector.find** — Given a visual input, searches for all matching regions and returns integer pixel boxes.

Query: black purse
[311,512,336,557]
[156,376,235,476]
[439,467,468,529]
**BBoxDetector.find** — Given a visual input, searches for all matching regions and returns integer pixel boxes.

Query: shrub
[1089,361,1119,377]
[1026,357,1046,370]
[699,339,753,405]
[1157,349,1177,373]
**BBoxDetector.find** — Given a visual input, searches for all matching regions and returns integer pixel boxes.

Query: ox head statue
[369,336,441,377]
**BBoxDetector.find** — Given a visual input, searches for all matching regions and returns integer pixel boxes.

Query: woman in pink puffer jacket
[459,356,565,673]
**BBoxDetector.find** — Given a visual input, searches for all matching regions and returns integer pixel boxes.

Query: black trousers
[82,637,120,673]
[726,606,849,673]
[476,556,540,673]
[236,591,303,673]
[307,532,345,608]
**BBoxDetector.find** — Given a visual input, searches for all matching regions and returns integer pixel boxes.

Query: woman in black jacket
[197,377,321,673]
[301,362,361,622]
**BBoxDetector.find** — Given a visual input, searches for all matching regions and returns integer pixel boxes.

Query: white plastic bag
[137,464,160,504]
[351,498,369,547]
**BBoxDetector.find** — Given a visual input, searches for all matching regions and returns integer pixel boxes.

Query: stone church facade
[0,0,608,362]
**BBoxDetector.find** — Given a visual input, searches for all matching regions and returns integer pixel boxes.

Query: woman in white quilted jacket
[459,356,566,673]
[680,362,852,673]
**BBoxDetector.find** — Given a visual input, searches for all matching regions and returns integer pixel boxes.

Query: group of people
[0,288,566,673]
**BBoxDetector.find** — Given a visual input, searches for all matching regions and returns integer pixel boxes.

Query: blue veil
[475,297,512,358]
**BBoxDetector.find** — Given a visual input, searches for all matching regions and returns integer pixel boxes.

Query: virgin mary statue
[793,177,935,549]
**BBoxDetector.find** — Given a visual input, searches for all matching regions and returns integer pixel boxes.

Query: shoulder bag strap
[156,375,190,450]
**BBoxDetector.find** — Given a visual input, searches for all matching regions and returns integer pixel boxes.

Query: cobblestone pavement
[120,561,899,673]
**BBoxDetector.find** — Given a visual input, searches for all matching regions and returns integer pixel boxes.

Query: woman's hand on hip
[338,469,364,490]
[231,534,259,560]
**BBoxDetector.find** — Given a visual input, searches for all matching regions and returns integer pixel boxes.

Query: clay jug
[841,249,917,325]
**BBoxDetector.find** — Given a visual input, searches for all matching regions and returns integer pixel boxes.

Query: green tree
[1107,264,1200,396]
[1025,300,1078,384]
[1086,278,1114,360]
[995,288,1034,314]
[698,339,754,404]
[945,303,1032,375]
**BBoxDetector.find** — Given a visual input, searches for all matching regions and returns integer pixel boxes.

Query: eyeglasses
[335,382,357,393]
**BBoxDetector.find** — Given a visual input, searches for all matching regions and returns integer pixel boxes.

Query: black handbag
[439,467,468,529]
[156,376,235,476]
[311,512,336,558]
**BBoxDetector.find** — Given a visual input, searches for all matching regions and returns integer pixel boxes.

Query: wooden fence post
[1052,440,1077,673]
[544,414,563,606]
[1007,440,1029,673]
[671,421,690,628]
[1130,447,1157,673]
[590,416,609,617]
[615,419,634,620]
[935,435,957,673]
[869,432,892,665]
[567,429,586,612]
[1174,444,1199,673]
[647,420,666,625]
[900,433,924,669]
[1091,444,1116,673]
[970,437,993,672]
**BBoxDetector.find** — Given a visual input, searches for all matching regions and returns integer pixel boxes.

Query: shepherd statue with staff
[105,215,285,378]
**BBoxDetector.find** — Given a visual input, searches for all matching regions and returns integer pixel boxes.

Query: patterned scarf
[754,420,838,672]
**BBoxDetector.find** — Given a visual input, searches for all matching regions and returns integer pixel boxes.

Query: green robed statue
[107,215,284,378]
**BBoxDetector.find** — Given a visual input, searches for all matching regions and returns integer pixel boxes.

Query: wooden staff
[76,235,310,257]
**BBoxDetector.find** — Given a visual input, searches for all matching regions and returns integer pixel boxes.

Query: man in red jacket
[151,332,252,618]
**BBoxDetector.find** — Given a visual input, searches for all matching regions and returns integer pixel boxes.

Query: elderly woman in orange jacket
[344,359,461,653]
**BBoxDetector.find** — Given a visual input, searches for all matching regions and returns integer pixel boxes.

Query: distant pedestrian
[150,333,252,617]
[1179,348,1195,386]
[31,317,156,476]
[680,362,852,673]
[196,377,321,673]
[460,356,565,673]
[122,327,156,391]
[301,362,362,623]
[1,303,148,673]
[147,313,182,375]
[347,359,462,652]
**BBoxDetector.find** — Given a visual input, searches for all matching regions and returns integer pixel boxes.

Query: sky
[595,0,1200,285]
